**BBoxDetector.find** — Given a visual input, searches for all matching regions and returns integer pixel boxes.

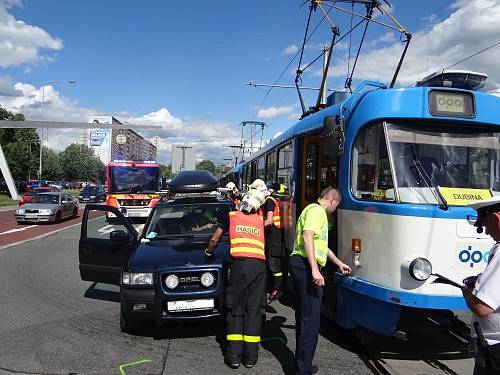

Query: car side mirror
[110,230,130,242]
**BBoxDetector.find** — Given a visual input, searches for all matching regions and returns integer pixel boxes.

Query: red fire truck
[105,161,161,222]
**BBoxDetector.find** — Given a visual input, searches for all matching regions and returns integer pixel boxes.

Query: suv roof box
[168,171,219,193]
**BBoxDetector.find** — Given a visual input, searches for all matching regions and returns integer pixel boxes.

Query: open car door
[79,204,138,285]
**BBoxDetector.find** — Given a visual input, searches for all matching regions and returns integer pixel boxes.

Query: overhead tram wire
[251,3,333,121]
[443,40,500,70]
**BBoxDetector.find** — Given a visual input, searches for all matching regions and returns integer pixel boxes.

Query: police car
[78,171,231,333]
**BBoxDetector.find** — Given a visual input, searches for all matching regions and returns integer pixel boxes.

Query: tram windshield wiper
[410,159,448,211]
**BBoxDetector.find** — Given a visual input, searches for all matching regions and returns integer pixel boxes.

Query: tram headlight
[409,257,432,281]
[165,274,179,289]
[200,272,215,287]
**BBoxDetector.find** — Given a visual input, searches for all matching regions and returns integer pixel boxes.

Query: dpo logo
[458,246,490,268]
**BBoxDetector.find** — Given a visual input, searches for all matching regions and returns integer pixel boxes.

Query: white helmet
[249,179,270,196]
[226,182,238,194]
[240,189,265,213]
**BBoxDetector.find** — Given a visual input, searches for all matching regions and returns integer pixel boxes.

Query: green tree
[41,147,62,181]
[195,160,216,174]
[160,164,172,179]
[59,143,101,182]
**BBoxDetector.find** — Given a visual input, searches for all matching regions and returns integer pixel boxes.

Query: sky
[1,0,500,166]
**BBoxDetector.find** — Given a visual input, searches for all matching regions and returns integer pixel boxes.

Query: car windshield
[387,123,500,204]
[31,194,60,204]
[109,166,159,193]
[145,203,228,239]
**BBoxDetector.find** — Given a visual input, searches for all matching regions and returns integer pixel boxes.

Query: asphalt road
[0,216,371,375]
[0,212,475,375]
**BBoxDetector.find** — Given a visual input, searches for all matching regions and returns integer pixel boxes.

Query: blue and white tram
[238,74,500,336]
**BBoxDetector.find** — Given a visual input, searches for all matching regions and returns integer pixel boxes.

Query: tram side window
[351,123,394,202]
[277,142,293,193]
[244,165,251,190]
[305,143,319,201]
[257,156,265,181]
[266,151,277,187]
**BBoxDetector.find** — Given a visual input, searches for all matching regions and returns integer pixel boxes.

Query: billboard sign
[89,130,108,146]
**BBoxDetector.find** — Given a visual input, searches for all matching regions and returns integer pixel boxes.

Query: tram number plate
[167,299,214,312]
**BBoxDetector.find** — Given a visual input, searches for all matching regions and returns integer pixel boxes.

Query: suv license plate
[167,299,214,312]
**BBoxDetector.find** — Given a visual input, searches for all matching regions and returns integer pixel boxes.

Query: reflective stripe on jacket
[229,211,266,260]
[260,196,283,228]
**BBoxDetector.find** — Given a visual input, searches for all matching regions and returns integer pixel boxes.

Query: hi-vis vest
[261,196,283,228]
[229,211,266,260]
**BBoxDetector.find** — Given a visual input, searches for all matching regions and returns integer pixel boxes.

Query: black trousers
[265,225,284,290]
[289,255,323,375]
[225,258,267,363]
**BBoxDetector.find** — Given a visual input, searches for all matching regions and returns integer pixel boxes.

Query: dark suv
[78,171,231,333]
[78,185,106,203]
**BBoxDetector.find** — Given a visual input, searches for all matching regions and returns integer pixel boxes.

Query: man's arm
[206,226,224,255]
[462,288,495,317]
[303,230,325,286]
[264,210,274,227]
[327,249,351,275]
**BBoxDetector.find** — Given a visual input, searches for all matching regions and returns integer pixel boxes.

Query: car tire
[72,207,78,219]
[54,211,62,224]
[120,304,141,334]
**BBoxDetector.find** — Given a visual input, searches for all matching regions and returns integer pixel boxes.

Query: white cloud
[0,75,22,96]
[323,0,500,90]
[256,105,294,119]
[283,44,299,55]
[0,0,62,67]
[0,80,240,165]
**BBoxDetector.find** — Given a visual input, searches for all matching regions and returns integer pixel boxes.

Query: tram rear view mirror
[323,116,337,137]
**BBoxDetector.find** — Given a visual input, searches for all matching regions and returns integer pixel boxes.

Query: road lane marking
[118,358,152,375]
[0,225,38,235]
[0,216,103,252]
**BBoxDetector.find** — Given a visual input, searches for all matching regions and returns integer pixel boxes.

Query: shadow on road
[84,282,120,303]
[261,315,296,375]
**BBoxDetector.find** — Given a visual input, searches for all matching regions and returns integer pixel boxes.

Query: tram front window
[386,123,500,204]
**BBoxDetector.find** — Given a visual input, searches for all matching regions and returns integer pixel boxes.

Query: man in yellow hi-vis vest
[290,187,351,375]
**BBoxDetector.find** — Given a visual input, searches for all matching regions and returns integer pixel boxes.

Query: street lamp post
[39,80,76,186]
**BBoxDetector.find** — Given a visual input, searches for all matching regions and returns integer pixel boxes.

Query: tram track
[342,312,474,375]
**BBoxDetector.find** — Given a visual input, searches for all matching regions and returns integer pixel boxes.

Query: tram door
[300,134,341,315]
[299,135,323,213]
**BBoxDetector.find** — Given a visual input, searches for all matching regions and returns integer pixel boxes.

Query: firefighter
[205,189,267,369]
[262,184,286,301]
[226,182,242,209]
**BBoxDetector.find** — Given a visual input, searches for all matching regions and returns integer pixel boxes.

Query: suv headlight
[200,272,215,287]
[409,257,432,281]
[165,274,179,289]
[122,272,154,285]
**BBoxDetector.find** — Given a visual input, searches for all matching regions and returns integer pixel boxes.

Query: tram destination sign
[429,90,475,118]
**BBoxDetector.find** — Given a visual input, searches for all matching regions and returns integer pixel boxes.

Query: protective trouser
[289,255,323,375]
[265,225,284,290]
[225,258,267,364]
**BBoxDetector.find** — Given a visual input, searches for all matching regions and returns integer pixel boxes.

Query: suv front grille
[162,270,218,292]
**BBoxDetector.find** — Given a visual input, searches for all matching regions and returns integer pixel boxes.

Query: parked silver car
[15,192,79,224]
